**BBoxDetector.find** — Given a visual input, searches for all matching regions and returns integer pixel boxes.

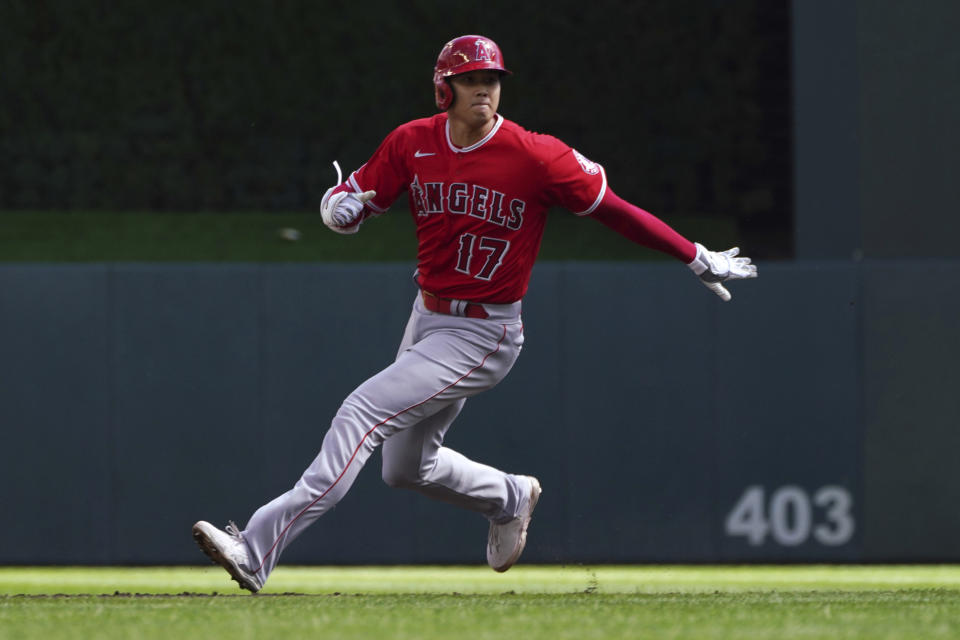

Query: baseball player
[193,35,757,593]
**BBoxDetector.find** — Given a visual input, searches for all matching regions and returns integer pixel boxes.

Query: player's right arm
[320,125,413,234]
[320,183,377,234]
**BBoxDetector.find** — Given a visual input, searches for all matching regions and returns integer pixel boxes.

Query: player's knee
[381,463,420,489]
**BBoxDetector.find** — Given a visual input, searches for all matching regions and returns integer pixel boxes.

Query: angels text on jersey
[409,174,525,231]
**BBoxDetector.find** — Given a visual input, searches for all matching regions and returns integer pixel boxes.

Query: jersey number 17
[455,234,510,281]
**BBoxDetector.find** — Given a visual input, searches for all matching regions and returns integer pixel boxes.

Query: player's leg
[237,310,523,582]
[380,396,540,572]
[381,398,531,523]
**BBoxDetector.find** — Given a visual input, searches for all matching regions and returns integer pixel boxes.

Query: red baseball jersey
[348,113,606,303]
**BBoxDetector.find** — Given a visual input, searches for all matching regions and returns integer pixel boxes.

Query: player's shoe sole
[192,520,262,594]
[487,475,542,572]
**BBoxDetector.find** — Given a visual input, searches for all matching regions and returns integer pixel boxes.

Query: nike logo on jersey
[414,150,436,158]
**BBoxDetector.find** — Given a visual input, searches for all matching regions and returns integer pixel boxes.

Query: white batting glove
[320,187,377,233]
[686,242,758,301]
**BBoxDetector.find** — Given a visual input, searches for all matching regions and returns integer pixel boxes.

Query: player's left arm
[539,140,756,300]
[591,189,758,301]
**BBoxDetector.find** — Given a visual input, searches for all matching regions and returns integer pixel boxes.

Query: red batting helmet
[433,35,511,110]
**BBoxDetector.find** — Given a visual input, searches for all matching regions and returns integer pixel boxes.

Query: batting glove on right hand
[686,242,758,301]
[320,187,377,234]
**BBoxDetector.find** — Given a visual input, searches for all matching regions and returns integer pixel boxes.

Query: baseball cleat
[192,520,263,593]
[487,475,541,572]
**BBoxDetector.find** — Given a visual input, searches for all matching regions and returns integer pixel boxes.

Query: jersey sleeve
[539,137,608,216]
[591,188,697,262]
[346,126,411,214]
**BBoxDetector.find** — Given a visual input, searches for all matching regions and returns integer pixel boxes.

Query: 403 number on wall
[725,485,855,547]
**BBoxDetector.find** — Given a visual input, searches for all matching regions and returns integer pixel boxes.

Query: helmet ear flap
[434,77,453,110]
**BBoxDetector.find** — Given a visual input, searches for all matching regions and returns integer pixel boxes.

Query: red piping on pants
[253,323,509,573]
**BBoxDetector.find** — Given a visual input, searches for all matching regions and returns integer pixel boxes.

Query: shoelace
[225,521,243,539]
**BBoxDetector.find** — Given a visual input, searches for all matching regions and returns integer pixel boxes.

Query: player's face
[448,70,501,127]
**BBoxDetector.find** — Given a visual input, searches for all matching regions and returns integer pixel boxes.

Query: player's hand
[320,187,377,231]
[686,242,758,301]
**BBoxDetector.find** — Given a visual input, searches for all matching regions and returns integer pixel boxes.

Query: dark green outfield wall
[1,261,957,564]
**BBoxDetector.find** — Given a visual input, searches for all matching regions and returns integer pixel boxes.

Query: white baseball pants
[239,294,528,583]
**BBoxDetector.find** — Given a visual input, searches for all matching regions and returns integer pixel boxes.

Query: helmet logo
[475,39,493,62]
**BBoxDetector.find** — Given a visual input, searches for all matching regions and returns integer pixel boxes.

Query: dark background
[0,0,792,257]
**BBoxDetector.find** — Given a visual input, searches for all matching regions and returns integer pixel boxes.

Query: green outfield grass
[2,566,959,639]
[0,211,736,262]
